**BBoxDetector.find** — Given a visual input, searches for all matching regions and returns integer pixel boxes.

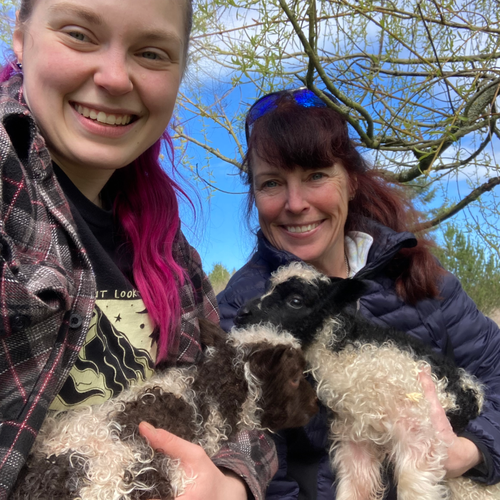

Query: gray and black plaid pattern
[0,75,96,499]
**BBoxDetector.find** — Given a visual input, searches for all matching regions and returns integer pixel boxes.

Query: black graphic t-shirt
[50,165,157,410]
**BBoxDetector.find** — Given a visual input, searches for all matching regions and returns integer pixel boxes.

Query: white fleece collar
[345,231,374,277]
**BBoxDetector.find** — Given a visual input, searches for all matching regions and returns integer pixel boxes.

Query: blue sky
[178,160,256,275]
[174,81,264,275]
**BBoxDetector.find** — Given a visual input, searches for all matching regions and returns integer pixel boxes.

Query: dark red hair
[242,94,443,304]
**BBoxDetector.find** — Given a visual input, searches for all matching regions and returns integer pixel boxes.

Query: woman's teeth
[286,223,320,233]
[75,104,132,126]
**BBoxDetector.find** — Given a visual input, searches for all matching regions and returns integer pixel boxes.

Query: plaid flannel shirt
[0,74,277,499]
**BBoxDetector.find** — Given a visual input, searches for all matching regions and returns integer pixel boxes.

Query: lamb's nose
[234,305,251,326]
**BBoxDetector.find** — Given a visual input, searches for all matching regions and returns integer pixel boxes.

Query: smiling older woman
[217,88,500,500]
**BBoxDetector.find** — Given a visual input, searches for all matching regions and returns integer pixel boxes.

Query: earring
[16,61,22,70]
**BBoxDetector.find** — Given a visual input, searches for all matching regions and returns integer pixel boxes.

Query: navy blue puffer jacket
[217,222,500,500]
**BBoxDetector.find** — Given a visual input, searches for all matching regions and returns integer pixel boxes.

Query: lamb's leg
[391,422,448,500]
[331,439,385,500]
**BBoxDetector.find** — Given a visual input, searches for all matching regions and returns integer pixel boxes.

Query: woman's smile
[280,221,323,234]
[72,103,135,126]
[69,97,144,139]
[70,102,140,139]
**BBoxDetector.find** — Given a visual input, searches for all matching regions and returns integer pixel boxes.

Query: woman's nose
[285,186,309,213]
[93,51,133,95]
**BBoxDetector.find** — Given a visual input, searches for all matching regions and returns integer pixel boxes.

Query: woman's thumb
[138,421,195,460]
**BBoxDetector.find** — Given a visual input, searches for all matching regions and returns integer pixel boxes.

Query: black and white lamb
[11,318,318,500]
[234,261,500,500]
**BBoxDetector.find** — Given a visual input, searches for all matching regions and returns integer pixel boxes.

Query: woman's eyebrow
[46,3,183,47]
[47,2,105,25]
[140,29,183,47]
[254,171,279,179]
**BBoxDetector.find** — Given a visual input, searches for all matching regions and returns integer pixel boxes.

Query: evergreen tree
[433,224,500,316]
[208,263,234,295]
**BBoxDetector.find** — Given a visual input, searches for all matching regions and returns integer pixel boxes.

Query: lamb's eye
[287,295,303,309]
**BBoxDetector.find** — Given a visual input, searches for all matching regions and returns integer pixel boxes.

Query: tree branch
[339,0,500,35]
[277,0,376,145]
[305,0,317,88]
[321,53,500,66]
[193,164,247,195]
[173,130,243,170]
[358,66,485,78]
[415,177,500,231]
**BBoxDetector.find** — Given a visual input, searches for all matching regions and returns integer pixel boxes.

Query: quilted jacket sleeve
[439,272,500,484]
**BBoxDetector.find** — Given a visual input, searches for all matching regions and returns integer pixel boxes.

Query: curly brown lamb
[11,318,318,500]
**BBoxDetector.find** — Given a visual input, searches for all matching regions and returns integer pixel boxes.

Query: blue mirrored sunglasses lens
[246,88,336,142]
[247,93,280,123]
[294,90,328,108]
[248,89,328,125]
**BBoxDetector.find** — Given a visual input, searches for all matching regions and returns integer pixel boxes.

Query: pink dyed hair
[1,62,189,362]
[114,134,190,363]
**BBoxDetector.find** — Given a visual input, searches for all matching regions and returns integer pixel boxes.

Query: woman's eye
[311,172,324,181]
[68,31,87,42]
[263,180,278,189]
[141,51,161,61]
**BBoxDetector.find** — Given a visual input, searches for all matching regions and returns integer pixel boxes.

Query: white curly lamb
[235,262,500,500]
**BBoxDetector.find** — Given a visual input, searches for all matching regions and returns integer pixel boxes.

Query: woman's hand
[418,369,483,478]
[139,422,248,500]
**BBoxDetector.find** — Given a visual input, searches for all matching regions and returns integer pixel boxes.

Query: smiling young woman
[0,0,276,498]
[13,0,184,188]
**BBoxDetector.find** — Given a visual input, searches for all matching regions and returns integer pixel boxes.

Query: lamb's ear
[198,318,227,348]
[323,278,368,311]
[247,345,290,378]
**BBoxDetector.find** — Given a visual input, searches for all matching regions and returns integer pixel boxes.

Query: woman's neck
[53,160,116,208]
[308,243,348,279]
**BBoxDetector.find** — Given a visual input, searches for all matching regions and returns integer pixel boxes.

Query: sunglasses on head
[245,87,338,142]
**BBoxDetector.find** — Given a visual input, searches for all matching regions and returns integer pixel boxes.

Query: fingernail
[140,421,155,432]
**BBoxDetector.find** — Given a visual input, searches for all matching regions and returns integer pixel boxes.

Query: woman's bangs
[251,109,338,171]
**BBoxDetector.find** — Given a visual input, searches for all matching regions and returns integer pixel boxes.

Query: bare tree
[176,0,500,255]
[1,1,16,45]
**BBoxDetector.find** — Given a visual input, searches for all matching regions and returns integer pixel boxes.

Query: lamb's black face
[235,274,368,347]
[235,277,335,347]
